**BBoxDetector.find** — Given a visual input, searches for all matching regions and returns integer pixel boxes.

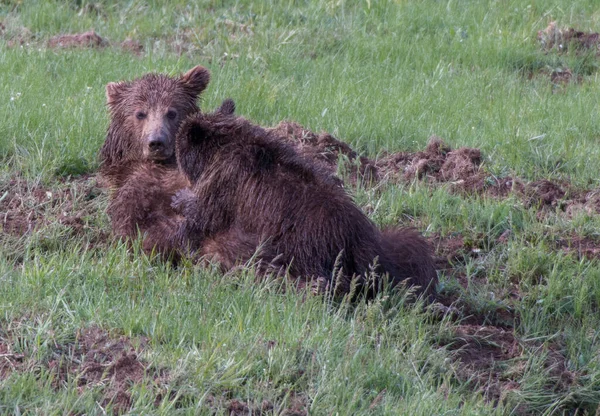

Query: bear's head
[101,65,210,167]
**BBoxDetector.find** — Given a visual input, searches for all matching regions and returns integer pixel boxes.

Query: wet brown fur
[173,111,438,298]
[99,66,210,259]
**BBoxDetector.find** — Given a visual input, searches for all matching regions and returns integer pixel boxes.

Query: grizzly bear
[99,65,245,262]
[172,110,438,298]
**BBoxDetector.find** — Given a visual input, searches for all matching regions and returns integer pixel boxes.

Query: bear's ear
[180,65,210,96]
[105,82,128,106]
[217,98,236,116]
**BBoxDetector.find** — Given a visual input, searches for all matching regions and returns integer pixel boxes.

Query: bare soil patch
[0,174,108,259]
[444,325,522,403]
[208,391,307,416]
[272,121,600,223]
[554,234,600,261]
[49,326,152,413]
[47,30,108,49]
[538,22,600,53]
[440,326,579,412]
[0,25,143,54]
[272,122,529,198]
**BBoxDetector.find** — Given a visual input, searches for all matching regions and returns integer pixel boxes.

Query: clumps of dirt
[210,392,307,416]
[272,122,600,219]
[543,344,577,393]
[0,24,143,54]
[549,68,582,85]
[376,137,490,193]
[47,30,108,49]
[443,325,522,403]
[272,124,526,197]
[526,66,582,87]
[430,232,482,269]
[46,30,144,54]
[538,22,600,53]
[554,234,600,261]
[120,38,144,55]
[523,179,566,208]
[268,121,377,184]
[0,339,24,380]
[0,174,108,253]
[49,326,152,413]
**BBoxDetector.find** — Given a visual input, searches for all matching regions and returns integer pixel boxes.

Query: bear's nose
[148,138,165,151]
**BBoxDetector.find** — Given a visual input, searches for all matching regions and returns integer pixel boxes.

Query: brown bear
[172,110,438,298]
[100,65,248,263]
[99,65,211,258]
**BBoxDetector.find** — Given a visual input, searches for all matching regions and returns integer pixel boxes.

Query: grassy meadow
[2,0,600,414]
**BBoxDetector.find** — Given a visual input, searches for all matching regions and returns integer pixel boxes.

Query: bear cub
[172,110,437,297]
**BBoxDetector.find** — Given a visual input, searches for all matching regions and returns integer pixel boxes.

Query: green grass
[3,0,600,414]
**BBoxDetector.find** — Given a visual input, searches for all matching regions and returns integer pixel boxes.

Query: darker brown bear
[173,111,438,298]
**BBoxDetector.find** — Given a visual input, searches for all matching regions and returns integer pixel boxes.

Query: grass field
[2,0,600,414]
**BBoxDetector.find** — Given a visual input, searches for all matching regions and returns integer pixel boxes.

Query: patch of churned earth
[270,120,600,217]
[538,22,600,54]
[49,326,153,412]
[1,325,309,414]
[0,174,107,248]
[0,24,143,54]
[528,22,600,86]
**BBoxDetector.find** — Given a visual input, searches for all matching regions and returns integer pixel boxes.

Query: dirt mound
[50,326,151,412]
[1,25,143,54]
[120,38,144,55]
[538,22,600,53]
[375,136,489,192]
[272,125,525,196]
[269,121,377,183]
[0,19,34,47]
[48,30,108,49]
[272,123,599,216]
[524,179,566,208]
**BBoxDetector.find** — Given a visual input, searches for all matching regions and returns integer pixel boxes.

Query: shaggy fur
[172,111,438,297]
[100,65,241,262]
[100,65,210,169]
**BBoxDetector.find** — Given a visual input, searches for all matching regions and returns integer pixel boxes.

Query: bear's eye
[135,111,147,120]
[166,109,177,120]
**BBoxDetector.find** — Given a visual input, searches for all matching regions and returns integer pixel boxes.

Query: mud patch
[49,326,152,413]
[538,22,600,53]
